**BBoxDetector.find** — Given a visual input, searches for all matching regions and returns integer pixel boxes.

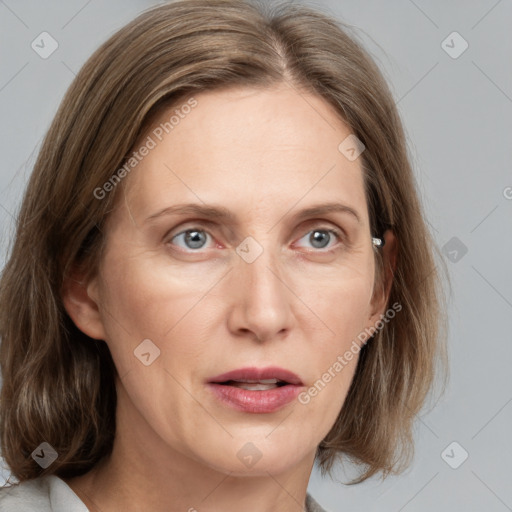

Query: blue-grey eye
[297,229,339,250]
[172,229,210,250]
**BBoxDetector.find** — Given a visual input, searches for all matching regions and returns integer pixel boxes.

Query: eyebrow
[144,201,362,225]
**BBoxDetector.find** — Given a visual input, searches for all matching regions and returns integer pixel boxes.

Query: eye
[170,228,213,251]
[294,227,343,251]
[167,225,344,254]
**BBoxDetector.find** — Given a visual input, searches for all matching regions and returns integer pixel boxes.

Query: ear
[367,229,398,327]
[61,266,107,341]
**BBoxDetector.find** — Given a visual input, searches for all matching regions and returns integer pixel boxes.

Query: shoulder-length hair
[0,0,448,485]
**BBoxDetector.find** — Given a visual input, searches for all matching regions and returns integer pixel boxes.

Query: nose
[226,241,294,343]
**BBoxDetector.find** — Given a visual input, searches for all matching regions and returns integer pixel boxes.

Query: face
[70,84,390,477]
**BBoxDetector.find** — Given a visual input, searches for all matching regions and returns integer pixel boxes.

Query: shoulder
[0,474,88,512]
[306,492,330,512]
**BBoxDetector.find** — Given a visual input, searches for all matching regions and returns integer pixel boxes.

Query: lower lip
[207,383,303,413]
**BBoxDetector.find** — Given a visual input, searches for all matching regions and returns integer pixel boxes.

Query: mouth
[206,366,304,413]
[208,366,303,386]
[218,378,288,391]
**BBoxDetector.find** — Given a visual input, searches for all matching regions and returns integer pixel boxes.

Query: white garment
[0,474,87,511]
[0,474,327,511]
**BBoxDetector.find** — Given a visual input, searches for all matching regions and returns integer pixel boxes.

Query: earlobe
[381,229,398,301]
[368,229,398,325]
[61,268,107,341]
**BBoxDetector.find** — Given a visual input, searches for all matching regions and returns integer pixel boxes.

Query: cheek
[338,282,373,344]
[96,248,214,376]
[296,268,374,420]
[100,241,217,328]
[301,260,375,344]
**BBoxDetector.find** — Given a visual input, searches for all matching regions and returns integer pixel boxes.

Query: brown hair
[0,0,448,485]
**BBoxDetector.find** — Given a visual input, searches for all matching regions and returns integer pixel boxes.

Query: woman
[0,0,447,510]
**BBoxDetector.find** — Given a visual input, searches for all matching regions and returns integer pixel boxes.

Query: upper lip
[208,366,303,385]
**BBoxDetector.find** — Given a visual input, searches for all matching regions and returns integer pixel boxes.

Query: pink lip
[206,366,304,414]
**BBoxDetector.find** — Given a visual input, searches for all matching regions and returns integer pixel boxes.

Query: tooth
[232,378,279,384]
[230,382,279,391]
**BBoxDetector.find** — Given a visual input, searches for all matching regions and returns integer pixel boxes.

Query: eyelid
[297,219,347,239]
[165,221,226,248]
[292,226,344,252]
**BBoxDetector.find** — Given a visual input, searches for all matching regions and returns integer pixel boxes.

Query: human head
[0,0,447,485]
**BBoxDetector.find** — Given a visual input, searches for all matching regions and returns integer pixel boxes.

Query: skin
[62,83,397,512]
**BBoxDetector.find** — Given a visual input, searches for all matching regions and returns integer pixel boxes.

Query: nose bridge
[228,233,293,340]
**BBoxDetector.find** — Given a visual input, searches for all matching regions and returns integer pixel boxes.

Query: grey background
[1,0,511,510]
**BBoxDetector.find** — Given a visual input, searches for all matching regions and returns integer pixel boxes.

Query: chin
[188,432,312,477]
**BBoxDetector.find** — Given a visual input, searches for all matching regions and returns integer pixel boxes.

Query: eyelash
[166,224,345,254]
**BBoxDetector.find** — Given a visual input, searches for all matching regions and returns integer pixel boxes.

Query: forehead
[122,85,368,224]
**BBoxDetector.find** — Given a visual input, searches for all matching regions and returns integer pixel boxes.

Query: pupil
[185,230,206,249]
[310,230,329,249]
